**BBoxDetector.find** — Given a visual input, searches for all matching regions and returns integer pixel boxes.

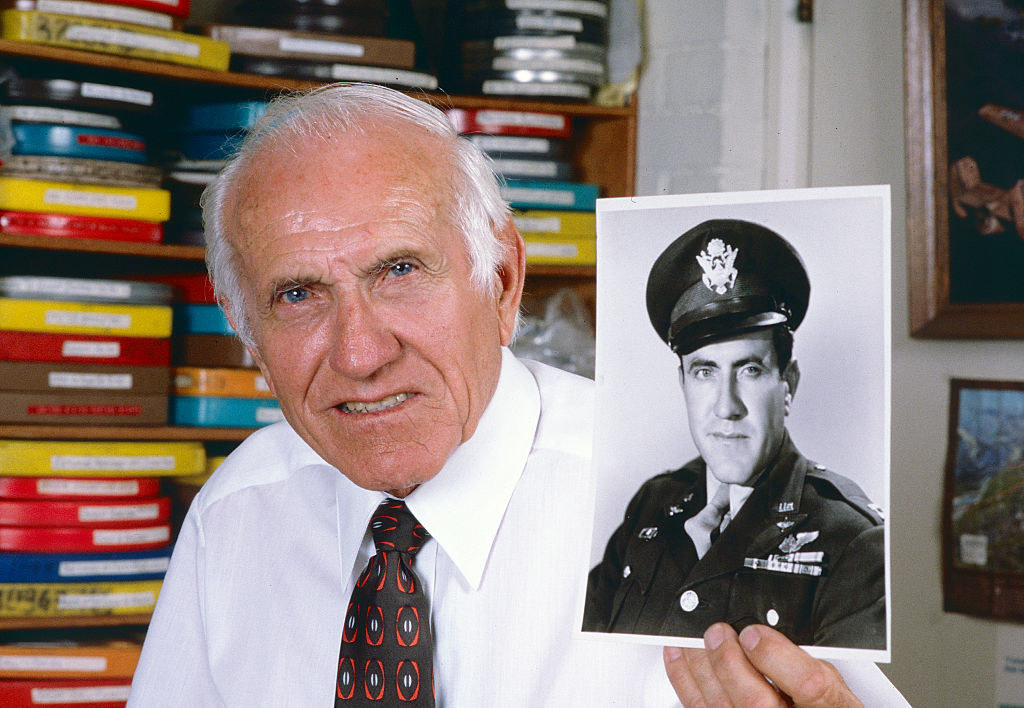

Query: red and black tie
[336,499,435,705]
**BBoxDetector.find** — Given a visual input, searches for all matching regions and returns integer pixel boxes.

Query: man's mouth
[338,392,411,414]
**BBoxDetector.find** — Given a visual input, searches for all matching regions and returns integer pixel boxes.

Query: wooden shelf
[0,425,255,441]
[0,38,633,117]
[0,233,206,260]
[0,614,151,631]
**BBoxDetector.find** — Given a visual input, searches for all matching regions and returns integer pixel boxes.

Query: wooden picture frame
[943,378,1024,621]
[905,0,1024,337]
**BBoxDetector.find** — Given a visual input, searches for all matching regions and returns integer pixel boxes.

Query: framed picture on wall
[905,0,1024,337]
[943,378,1024,621]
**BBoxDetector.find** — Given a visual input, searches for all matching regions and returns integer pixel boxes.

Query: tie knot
[369,499,430,556]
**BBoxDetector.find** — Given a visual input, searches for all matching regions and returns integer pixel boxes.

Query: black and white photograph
[581,186,892,662]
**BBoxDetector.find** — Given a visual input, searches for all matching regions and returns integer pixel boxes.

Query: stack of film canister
[0,633,146,706]
[0,437,207,625]
[0,67,171,245]
[0,276,174,426]
[164,273,283,428]
[0,0,231,72]
[161,100,269,246]
[208,0,439,91]
[448,107,599,265]
[445,0,608,102]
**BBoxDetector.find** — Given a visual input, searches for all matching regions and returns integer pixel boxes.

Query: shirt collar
[334,348,540,590]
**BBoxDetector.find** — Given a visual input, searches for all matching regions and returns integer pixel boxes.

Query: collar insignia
[638,527,659,541]
[696,238,739,295]
[778,530,819,554]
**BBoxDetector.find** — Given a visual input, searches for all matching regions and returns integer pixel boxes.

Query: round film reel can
[12,124,148,164]
[0,523,172,552]
[1,155,163,188]
[0,476,163,500]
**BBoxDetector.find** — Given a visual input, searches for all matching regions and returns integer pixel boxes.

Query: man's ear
[494,216,526,347]
[222,299,277,398]
[782,359,800,413]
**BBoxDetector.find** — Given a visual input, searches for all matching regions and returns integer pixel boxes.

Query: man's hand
[663,623,863,707]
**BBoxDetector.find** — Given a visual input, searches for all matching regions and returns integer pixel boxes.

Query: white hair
[202,83,511,347]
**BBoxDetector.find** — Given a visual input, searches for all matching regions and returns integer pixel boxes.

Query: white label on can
[31,685,131,704]
[50,455,175,471]
[93,527,169,545]
[493,35,576,50]
[0,656,106,672]
[58,591,155,610]
[513,216,561,233]
[475,110,566,130]
[502,186,575,206]
[525,242,578,258]
[38,479,140,496]
[493,159,557,178]
[79,502,159,522]
[471,135,550,153]
[255,407,285,423]
[4,105,121,129]
[493,56,603,75]
[45,310,132,330]
[49,372,133,390]
[66,26,201,58]
[59,556,169,577]
[43,189,137,211]
[61,340,122,358]
[482,80,589,99]
[506,0,607,17]
[15,279,133,300]
[279,37,364,57]
[81,82,153,106]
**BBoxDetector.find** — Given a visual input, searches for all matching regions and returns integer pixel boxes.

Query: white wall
[637,1,1019,704]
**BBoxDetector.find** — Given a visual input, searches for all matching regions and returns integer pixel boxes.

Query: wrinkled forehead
[225,122,457,241]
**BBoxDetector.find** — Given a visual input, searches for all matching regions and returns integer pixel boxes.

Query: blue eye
[387,262,414,277]
[281,287,309,303]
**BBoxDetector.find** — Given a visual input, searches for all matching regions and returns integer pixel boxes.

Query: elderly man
[583,219,886,650]
[129,84,903,705]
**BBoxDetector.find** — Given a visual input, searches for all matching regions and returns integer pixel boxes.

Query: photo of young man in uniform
[581,188,891,660]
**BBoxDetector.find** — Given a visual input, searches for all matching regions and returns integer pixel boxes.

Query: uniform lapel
[682,435,809,586]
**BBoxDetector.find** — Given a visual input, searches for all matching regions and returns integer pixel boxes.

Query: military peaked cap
[646,218,810,355]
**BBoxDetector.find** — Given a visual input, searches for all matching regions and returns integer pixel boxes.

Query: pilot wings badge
[778,530,819,554]
[696,238,739,294]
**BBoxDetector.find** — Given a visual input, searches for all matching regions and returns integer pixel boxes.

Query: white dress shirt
[129,349,905,706]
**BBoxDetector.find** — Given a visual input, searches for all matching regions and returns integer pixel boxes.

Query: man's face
[679,330,796,486]
[224,126,522,496]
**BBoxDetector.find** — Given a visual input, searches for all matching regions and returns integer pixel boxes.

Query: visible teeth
[341,393,410,413]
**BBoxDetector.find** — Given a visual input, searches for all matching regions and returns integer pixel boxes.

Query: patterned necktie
[336,499,435,706]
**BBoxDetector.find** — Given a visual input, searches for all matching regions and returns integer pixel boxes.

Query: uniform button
[679,590,699,612]
[622,565,631,579]
[766,609,780,626]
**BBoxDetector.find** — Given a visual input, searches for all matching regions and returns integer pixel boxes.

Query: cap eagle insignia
[696,238,739,295]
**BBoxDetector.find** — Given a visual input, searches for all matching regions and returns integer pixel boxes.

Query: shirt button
[622,565,631,579]
[679,590,699,612]
[766,609,780,626]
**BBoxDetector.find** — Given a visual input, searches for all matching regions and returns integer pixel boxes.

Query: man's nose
[327,296,400,380]
[713,375,745,419]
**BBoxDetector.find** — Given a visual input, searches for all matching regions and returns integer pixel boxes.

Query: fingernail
[705,623,726,650]
[739,625,761,651]
[664,646,682,663]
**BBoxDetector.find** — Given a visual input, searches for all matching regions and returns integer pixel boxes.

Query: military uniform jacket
[583,436,886,649]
